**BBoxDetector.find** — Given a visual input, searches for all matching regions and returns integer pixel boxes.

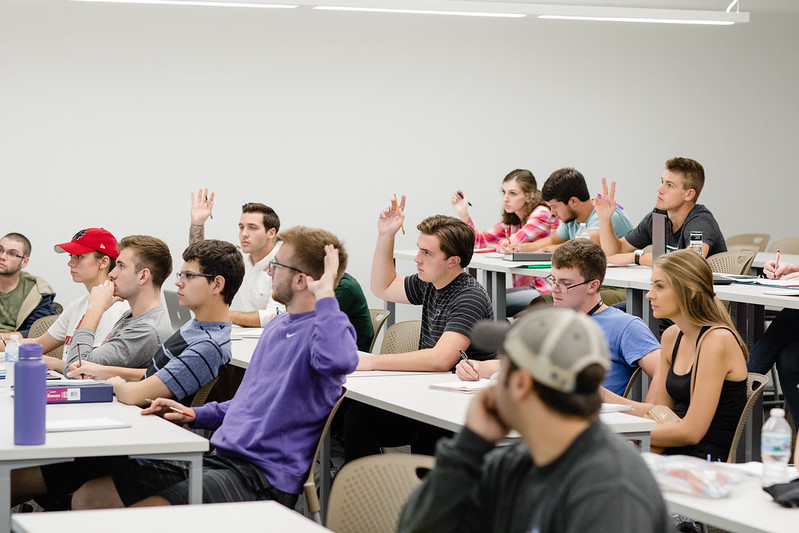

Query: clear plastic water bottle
[575,223,590,240]
[688,231,703,255]
[761,408,793,486]
[4,334,20,395]
[14,343,46,445]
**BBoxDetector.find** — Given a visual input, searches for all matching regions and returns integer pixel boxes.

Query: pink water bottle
[14,344,46,445]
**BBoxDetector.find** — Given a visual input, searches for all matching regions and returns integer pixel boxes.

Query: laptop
[163,290,192,332]
[651,211,667,261]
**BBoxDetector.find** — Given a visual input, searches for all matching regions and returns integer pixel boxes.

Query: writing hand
[455,359,480,381]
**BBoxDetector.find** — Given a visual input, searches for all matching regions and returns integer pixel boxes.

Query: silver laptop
[163,290,192,332]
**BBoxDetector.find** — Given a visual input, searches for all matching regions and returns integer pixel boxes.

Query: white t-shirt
[231,242,285,326]
[47,294,130,351]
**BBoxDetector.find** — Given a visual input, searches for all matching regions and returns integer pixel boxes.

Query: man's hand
[306,244,339,300]
[593,178,617,220]
[455,359,480,381]
[67,360,110,380]
[87,280,122,314]
[190,188,215,225]
[465,386,509,443]
[141,397,196,424]
[377,195,406,237]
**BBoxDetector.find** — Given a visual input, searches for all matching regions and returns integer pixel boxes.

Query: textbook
[429,379,491,393]
[502,252,553,262]
[46,379,113,404]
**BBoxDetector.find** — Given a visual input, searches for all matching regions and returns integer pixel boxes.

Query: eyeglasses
[546,275,594,293]
[268,260,303,275]
[0,248,26,260]
[176,271,215,282]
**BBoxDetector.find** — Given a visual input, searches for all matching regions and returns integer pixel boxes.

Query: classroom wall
[2,0,798,320]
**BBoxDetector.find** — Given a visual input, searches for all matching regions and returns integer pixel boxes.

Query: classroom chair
[623,367,642,399]
[726,233,771,252]
[707,250,756,276]
[325,454,434,533]
[768,237,799,255]
[368,309,391,353]
[727,373,769,463]
[379,321,422,355]
[28,314,62,359]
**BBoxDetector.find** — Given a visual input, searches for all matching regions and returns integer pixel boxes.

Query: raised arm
[450,190,471,223]
[371,195,411,304]
[595,178,635,256]
[189,188,214,244]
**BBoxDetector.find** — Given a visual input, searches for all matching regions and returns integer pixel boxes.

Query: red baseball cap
[54,228,119,259]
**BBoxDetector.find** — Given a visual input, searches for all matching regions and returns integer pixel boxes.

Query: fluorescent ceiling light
[71,0,297,7]
[314,6,524,18]
[538,15,735,25]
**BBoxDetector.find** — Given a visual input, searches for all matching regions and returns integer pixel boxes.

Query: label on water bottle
[762,433,792,453]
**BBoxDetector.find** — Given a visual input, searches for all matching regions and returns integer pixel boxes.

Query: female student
[25,228,129,368]
[451,168,557,315]
[605,250,748,461]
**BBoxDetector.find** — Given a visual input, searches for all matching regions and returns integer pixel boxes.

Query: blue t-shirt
[591,306,661,395]
[143,319,232,402]
[556,207,634,241]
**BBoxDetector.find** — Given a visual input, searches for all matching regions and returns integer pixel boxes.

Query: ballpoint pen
[776,249,781,273]
[459,349,474,370]
[146,398,194,418]
[456,191,473,207]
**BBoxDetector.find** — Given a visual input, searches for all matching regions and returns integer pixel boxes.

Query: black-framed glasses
[0,247,26,260]
[268,260,304,275]
[546,274,594,293]
[176,271,215,282]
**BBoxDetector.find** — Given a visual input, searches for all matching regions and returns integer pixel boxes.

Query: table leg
[1,459,71,533]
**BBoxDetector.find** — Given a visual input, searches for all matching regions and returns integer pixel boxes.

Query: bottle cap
[769,408,785,418]
[18,344,43,360]
[10,334,19,341]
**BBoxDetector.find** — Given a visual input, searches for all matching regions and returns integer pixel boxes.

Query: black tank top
[664,327,747,461]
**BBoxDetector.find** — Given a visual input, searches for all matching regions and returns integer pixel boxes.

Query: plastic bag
[642,453,752,498]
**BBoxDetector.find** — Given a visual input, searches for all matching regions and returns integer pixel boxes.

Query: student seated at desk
[11,227,357,511]
[451,168,558,316]
[747,259,799,423]
[18,228,130,358]
[65,239,243,407]
[398,308,671,533]
[43,235,173,375]
[603,250,748,462]
[344,198,495,462]
[457,239,662,401]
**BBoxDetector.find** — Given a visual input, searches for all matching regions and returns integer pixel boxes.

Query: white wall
[2,0,798,319]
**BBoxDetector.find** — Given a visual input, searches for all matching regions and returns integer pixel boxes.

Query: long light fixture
[68,0,750,25]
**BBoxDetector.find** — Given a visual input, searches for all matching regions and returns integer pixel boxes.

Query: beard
[271,282,293,306]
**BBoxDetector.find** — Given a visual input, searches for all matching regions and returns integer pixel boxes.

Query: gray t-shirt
[64,306,173,370]
[625,204,727,256]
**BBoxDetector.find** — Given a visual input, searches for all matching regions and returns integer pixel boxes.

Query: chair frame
[368,309,391,353]
[28,314,62,359]
[379,320,422,355]
[727,372,769,463]
[725,233,771,252]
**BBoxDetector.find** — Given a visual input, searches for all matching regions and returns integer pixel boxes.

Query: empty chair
[768,237,799,255]
[727,373,769,463]
[726,233,770,252]
[28,314,62,359]
[379,320,422,354]
[326,454,434,533]
[726,244,760,256]
[368,309,391,353]
[707,250,755,275]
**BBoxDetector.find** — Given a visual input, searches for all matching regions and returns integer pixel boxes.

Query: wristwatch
[634,249,644,265]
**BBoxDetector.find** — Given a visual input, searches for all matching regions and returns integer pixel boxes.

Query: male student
[0,232,58,338]
[63,239,243,407]
[344,197,494,462]
[457,239,662,400]
[398,307,671,533]
[513,167,633,252]
[42,235,174,374]
[11,227,358,512]
[190,188,283,326]
[595,157,726,265]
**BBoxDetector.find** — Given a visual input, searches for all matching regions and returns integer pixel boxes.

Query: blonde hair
[655,250,748,360]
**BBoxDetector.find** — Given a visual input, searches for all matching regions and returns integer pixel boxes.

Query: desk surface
[11,500,328,533]
[664,480,798,533]
[0,399,208,460]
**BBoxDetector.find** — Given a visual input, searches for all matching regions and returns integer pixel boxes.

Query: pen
[394,194,405,235]
[459,349,474,370]
[205,195,213,220]
[596,194,624,211]
[145,398,194,418]
[456,191,473,207]
[776,249,781,273]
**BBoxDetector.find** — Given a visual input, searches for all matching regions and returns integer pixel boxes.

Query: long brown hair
[501,169,543,226]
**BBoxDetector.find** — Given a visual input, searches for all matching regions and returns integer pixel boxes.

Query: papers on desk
[429,379,491,393]
[732,278,799,287]
[763,289,799,296]
[600,403,633,414]
[46,418,131,433]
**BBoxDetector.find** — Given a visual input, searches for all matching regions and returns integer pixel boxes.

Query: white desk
[231,336,260,369]
[0,399,208,533]
[393,249,551,321]
[663,479,798,533]
[11,500,328,533]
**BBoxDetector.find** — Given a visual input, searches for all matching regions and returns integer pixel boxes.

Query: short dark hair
[2,233,31,257]
[541,168,590,204]
[551,239,607,284]
[242,203,280,233]
[182,240,245,305]
[417,215,475,268]
[505,356,604,418]
[665,157,705,200]
[118,235,173,289]
[276,226,348,285]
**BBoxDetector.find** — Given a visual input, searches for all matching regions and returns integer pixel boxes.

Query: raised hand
[305,244,339,300]
[593,177,617,220]
[190,188,215,225]
[377,195,406,237]
[450,190,470,221]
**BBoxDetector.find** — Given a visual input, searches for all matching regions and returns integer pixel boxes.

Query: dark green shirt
[335,273,374,352]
